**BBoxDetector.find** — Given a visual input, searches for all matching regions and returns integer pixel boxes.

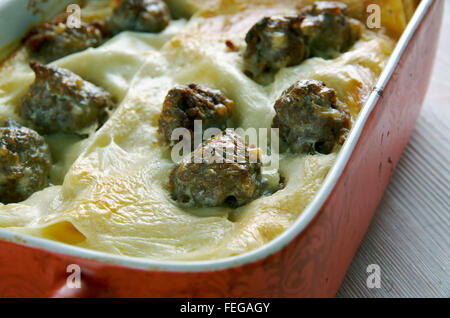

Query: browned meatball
[170,130,264,208]
[300,2,361,59]
[158,84,234,145]
[24,15,104,63]
[105,0,171,35]
[21,62,115,135]
[272,80,350,154]
[243,2,361,85]
[0,120,52,204]
[243,16,307,85]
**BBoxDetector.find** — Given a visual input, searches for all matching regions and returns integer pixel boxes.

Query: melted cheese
[0,0,412,261]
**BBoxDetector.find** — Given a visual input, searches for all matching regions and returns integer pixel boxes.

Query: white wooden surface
[336,0,450,298]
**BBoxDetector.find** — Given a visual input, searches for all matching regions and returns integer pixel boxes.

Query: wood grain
[336,0,450,298]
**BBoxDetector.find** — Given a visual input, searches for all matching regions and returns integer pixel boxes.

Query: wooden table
[336,0,450,298]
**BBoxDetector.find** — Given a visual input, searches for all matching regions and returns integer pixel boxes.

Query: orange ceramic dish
[0,0,443,297]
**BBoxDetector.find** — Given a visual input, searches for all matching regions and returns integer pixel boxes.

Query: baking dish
[0,0,443,297]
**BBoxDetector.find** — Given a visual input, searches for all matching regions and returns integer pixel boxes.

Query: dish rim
[0,0,434,272]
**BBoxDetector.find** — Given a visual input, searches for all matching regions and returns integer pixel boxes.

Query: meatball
[243,3,361,85]
[105,0,171,35]
[170,130,264,208]
[0,120,52,204]
[243,16,307,85]
[24,16,104,63]
[300,2,361,59]
[21,62,115,135]
[158,84,234,145]
[272,80,350,154]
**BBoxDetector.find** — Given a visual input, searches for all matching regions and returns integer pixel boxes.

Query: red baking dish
[0,0,444,298]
